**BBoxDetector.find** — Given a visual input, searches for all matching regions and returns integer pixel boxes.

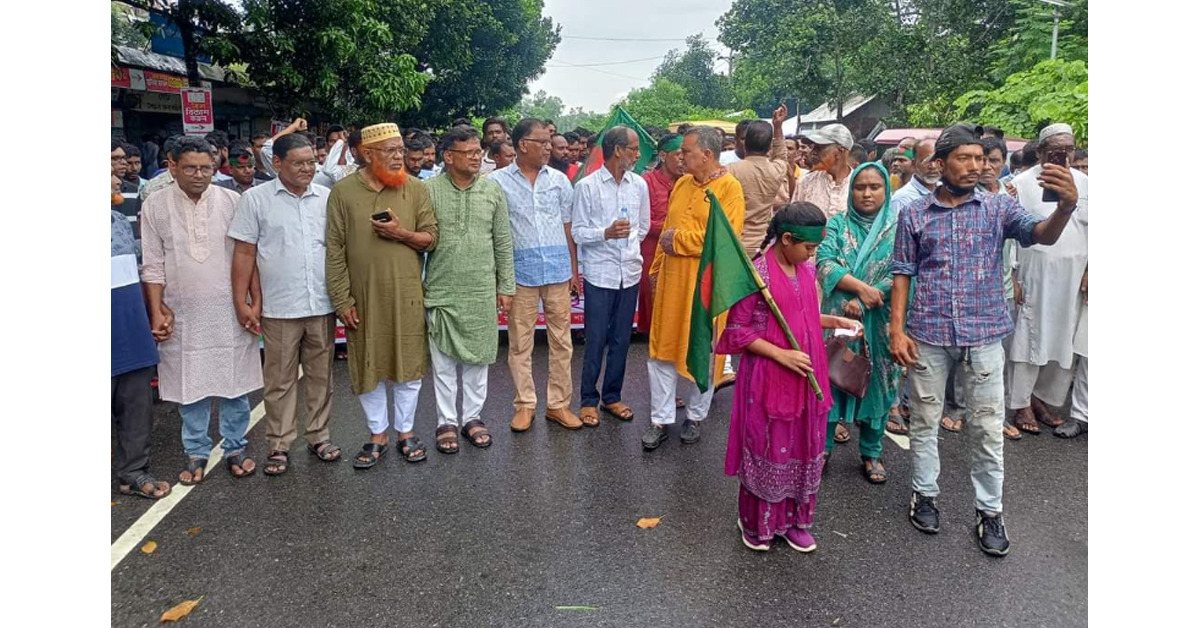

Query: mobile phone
[1041,150,1069,203]
[370,211,391,222]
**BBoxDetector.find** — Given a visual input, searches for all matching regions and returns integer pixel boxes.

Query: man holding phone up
[325,122,439,468]
[889,124,1079,557]
[1005,124,1089,434]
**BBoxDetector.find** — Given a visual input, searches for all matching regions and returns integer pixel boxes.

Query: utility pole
[1038,0,1069,60]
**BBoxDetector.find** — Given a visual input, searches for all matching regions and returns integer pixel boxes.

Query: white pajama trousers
[428,338,488,427]
[1070,356,1088,423]
[648,358,714,426]
[1006,360,1074,408]
[357,379,422,435]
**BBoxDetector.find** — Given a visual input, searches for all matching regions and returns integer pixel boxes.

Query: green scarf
[845,161,893,273]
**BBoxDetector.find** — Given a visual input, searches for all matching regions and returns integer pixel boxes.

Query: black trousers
[111,366,155,486]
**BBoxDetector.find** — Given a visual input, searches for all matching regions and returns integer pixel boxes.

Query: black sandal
[460,419,492,448]
[861,457,887,484]
[264,451,289,476]
[307,440,341,462]
[399,437,427,463]
[179,458,207,485]
[353,443,387,469]
[435,425,459,454]
[120,473,172,499]
[226,452,256,478]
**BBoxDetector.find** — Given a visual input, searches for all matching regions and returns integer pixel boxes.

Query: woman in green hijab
[815,161,905,483]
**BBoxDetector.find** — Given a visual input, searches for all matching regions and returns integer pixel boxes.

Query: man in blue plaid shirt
[889,124,1079,557]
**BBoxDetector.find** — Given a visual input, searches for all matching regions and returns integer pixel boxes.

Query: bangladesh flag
[571,106,657,184]
[686,190,762,392]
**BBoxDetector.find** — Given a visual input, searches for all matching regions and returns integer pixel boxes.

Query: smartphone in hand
[1041,150,1069,203]
[370,211,391,222]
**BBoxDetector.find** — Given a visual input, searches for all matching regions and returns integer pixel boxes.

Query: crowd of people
[110,106,1087,560]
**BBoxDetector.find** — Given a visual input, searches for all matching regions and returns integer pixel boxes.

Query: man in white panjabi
[1005,123,1088,434]
[141,136,264,484]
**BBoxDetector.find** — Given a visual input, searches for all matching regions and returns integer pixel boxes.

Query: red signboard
[181,88,214,135]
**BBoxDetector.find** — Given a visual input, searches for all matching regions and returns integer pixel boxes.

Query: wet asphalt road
[111,334,1087,627]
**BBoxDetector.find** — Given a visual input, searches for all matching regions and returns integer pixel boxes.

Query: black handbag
[825,333,872,398]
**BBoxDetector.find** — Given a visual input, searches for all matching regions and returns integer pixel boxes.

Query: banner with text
[181,88,214,135]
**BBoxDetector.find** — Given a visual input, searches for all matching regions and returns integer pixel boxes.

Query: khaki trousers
[508,282,573,410]
[261,314,336,451]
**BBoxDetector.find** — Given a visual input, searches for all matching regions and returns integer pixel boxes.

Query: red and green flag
[686,190,762,392]
[571,106,657,184]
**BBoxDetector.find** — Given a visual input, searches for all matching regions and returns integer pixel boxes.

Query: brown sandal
[1013,408,1041,434]
[1032,398,1065,428]
[579,407,600,427]
[602,402,634,421]
[940,415,963,433]
[435,425,459,454]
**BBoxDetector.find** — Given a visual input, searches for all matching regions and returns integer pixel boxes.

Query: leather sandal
[602,402,634,421]
[461,419,492,448]
[579,407,600,427]
[435,425,459,454]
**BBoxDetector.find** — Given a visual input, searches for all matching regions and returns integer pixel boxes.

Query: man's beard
[112,192,125,206]
[549,157,569,173]
[915,171,941,187]
[369,159,408,188]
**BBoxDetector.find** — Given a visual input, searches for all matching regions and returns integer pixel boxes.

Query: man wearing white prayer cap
[1005,123,1088,436]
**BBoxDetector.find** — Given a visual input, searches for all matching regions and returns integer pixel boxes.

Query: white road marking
[111,396,270,571]
[884,430,910,450]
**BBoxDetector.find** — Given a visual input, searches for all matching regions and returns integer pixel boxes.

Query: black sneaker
[976,510,1011,556]
[680,419,701,444]
[641,424,668,451]
[909,492,940,534]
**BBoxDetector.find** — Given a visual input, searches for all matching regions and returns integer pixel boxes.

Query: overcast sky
[528,0,736,112]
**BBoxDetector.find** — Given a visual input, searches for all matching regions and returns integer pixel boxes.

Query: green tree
[222,0,428,122]
[619,78,701,129]
[515,90,565,122]
[985,0,1088,83]
[653,34,735,111]
[953,59,1088,144]
[393,0,560,127]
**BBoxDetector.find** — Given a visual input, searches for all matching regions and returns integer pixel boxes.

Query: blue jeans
[908,341,1005,513]
[580,280,639,408]
[179,395,252,460]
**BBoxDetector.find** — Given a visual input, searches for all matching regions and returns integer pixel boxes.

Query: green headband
[778,223,826,243]
[659,136,683,153]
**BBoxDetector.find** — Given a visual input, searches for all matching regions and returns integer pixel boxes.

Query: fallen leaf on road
[141,541,158,554]
[186,527,201,537]
[161,597,203,623]
[636,516,664,529]
[556,605,599,612]
[111,501,117,507]
[832,618,841,626]
[832,530,848,539]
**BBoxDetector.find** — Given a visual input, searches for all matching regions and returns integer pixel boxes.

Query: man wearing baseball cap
[791,123,855,219]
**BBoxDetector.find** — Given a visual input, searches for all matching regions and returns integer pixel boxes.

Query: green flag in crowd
[572,106,657,184]
[685,189,762,392]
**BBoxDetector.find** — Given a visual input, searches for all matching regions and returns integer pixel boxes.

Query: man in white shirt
[570,126,650,427]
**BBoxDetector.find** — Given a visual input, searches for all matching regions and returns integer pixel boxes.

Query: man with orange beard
[326,123,440,469]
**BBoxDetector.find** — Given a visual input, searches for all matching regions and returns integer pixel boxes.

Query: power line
[561,35,717,42]
[546,59,650,82]
[546,55,664,68]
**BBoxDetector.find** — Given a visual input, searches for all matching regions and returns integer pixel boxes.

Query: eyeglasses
[445,148,484,157]
[180,165,215,176]
[368,146,405,157]
[111,155,127,163]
